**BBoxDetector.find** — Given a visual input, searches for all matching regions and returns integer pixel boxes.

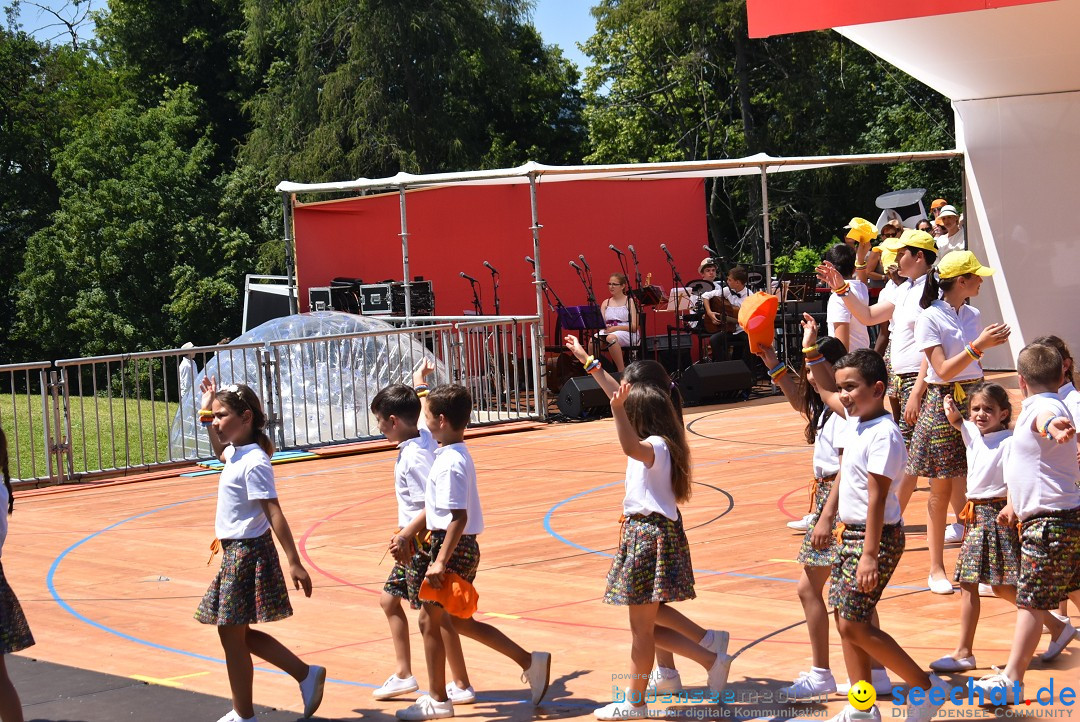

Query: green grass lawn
[1,393,182,481]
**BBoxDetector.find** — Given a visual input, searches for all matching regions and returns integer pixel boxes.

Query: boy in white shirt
[972,343,1080,701]
[823,244,870,352]
[823,349,947,722]
[392,379,551,720]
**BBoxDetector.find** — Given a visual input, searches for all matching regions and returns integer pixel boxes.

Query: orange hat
[930,198,948,210]
[418,573,479,618]
[738,292,779,353]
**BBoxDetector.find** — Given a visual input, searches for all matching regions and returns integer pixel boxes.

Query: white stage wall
[955,91,1080,370]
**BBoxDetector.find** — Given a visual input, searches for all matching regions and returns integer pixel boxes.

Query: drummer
[698,258,720,289]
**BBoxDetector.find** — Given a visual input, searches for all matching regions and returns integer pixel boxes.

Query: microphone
[569,261,582,271]
[703,245,713,254]
[578,254,590,272]
[609,244,624,257]
[660,243,673,262]
[628,244,638,259]
[525,255,535,266]
[483,260,500,275]
[460,272,478,283]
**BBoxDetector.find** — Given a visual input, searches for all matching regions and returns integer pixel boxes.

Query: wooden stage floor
[6,388,1079,721]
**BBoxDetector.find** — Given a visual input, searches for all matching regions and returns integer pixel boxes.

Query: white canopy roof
[275,150,960,195]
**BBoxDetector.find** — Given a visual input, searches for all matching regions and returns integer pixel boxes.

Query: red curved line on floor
[777,483,808,520]
[297,493,393,597]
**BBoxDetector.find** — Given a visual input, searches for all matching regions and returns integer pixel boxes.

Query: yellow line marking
[768,558,800,563]
[131,671,210,688]
[480,612,521,620]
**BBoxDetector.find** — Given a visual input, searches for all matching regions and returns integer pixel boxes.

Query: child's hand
[974,323,1011,351]
[800,313,819,348]
[426,559,446,589]
[1047,416,1076,444]
[997,503,1017,528]
[564,334,588,363]
[754,344,779,367]
[413,358,436,387]
[290,562,313,597]
[199,375,217,411]
[904,391,922,427]
[856,554,879,593]
[610,381,631,411]
[815,262,844,292]
[942,394,958,420]
[810,516,832,550]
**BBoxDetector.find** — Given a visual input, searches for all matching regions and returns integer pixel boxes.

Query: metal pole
[528,174,546,419]
[760,167,772,285]
[281,193,299,315]
[398,186,413,321]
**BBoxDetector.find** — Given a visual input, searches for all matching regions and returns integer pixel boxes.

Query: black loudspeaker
[556,373,620,418]
[678,361,753,405]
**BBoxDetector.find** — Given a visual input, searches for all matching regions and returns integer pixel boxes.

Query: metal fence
[3,316,543,485]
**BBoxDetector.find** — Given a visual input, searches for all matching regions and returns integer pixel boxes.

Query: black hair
[834,348,887,387]
[908,246,937,269]
[920,267,974,309]
[800,336,848,444]
[214,384,275,456]
[370,384,422,425]
[915,219,934,233]
[1018,343,1065,389]
[728,266,749,284]
[622,360,683,423]
[427,384,472,430]
[623,384,692,504]
[825,243,856,279]
[0,427,12,514]
[967,382,1013,429]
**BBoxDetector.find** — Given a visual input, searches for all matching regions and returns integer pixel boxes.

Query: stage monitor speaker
[556,373,620,418]
[678,361,753,405]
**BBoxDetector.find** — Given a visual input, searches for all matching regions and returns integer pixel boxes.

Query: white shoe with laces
[396,695,454,720]
[944,522,965,543]
[594,698,648,720]
[836,668,893,696]
[374,673,420,700]
[787,513,815,531]
[522,651,551,704]
[446,682,476,705]
[905,674,948,722]
[779,669,837,698]
[646,668,683,694]
[970,670,1023,705]
[827,704,881,722]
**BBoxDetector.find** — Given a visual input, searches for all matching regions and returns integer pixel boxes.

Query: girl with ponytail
[195,378,326,722]
[0,426,33,721]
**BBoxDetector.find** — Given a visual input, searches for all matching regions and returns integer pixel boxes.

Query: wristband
[806,356,829,367]
[964,343,983,361]
[585,359,602,374]
[582,355,596,370]
[1040,416,1060,438]
[414,383,429,392]
[803,351,823,362]
[801,345,818,354]
[854,261,868,269]
[834,282,851,297]
[416,390,429,398]
[969,340,982,355]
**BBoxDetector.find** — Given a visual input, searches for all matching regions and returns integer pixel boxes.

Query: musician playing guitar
[701,265,752,362]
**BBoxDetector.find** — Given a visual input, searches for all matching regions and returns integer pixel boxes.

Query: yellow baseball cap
[844,217,878,244]
[886,228,937,253]
[938,250,995,279]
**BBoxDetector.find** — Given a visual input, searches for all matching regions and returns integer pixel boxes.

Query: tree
[15,87,260,358]
[238,0,586,184]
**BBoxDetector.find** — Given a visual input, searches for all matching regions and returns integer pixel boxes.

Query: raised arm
[610,382,654,465]
[413,358,437,416]
[802,314,846,415]
[816,261,894,326]
[199,375,228,462]
[753,343,800,413]
[565,334,619,396]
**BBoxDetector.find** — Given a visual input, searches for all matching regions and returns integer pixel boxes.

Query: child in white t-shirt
[972,343,1080,702]
[818,349,947,722]
[392,380,550,721]
[195,379,324,722]
[823,244,870,352]
[0,426,33,715]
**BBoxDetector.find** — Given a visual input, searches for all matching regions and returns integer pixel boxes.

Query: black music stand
[776,272,819,365]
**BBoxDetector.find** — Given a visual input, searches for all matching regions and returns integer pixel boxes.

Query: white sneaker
[927,574,955,595]
[837,669,893,696]
[446,682,476,705]
[396,695,454,720]
[978,583,996,597]
[299,665,326,718]
[646,668,683,694]
[594,698,648,720]
[971,672,1022,705]
[706,652,732,694]
[522,650,551,705]
[375,674,420,700]
[215,712,256,722]
[928,655,975,672]
[779,669,837,698]
[1040,620,1078,662]
[703,629,730,657]
[827,704,881,722]
[906,675,948,722]
[944,523,965,543]
[787,513,815,531]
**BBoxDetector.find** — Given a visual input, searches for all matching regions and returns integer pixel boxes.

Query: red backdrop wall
[293,179,708,343]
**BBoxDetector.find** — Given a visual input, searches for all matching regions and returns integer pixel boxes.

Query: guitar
[701,295,739,334]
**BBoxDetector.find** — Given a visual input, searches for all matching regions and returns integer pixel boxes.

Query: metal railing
[2,316,543,485]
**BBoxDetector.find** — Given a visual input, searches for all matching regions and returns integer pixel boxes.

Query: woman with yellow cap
[911,250,1010,593]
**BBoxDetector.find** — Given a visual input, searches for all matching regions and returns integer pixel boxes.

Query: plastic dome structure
[169,312,447,458]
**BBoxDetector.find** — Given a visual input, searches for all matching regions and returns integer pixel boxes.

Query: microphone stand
[463,276,483,315]
[661,246,690,377]
[572,263,598,307]
[489,269,501,316]
[579,254,597,307]
[627,245,645,361]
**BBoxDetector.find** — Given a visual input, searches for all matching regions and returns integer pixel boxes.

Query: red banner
[748,0,1052,38]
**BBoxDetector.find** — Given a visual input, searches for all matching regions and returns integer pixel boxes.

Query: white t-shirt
[1059,382,1080,424]
[215,443,276,539]
[877,279,901,332]
[426,443,484,535]
[395,421,438,528]
[813,410,852,479]
[1005,393,1080,521]
[622,436,680,520]
[0,485,8,556]
[179,357,198,395]
[701,286,750,335]
[960,421,1011,499]
[827,279,870,351]
[915,300,983,384]
[889,275,929,374]
[936,231,966,259]
[838,414,906,525]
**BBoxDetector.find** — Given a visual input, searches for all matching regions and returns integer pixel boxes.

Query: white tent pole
[280,192,299,315]
[760,167,772,286]
[398,186,412,321]
[528,173,546,420]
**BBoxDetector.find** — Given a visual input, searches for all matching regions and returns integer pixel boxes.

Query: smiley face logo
[848,680,877,711]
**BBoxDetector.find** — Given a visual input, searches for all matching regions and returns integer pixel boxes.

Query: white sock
[699,630,714,648]
[810,666,832,678]
[657,666,679,679]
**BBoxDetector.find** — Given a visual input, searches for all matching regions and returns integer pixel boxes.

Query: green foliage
[771,240,835,274]
[14,86,259,358]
